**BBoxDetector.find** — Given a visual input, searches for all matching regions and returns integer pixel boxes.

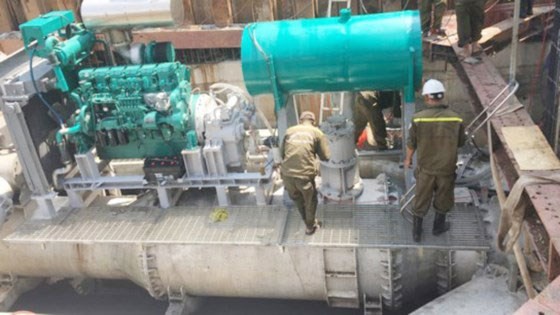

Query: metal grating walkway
[5,204,489,250]
[285,204,488,249]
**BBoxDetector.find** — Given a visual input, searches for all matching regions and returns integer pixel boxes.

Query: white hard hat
[422,79,446,96]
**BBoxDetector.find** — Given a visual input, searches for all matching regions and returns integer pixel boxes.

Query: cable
[29,48,65,127]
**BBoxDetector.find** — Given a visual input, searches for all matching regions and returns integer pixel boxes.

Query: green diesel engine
[67,62,198,159]
[20,10,261,184]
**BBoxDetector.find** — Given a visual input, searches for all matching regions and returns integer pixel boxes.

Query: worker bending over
[404,79,466,242]
[354,91,401,150]
[281,111,331,235]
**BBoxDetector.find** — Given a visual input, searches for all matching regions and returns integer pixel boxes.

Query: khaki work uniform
[354,91,401,146]
[407,105,466,217]
[281,122,330,229]
[456,0,485,47]
[420,0,447,32]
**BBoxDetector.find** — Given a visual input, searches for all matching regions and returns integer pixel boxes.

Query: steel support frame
[1,101,57,219]
[453,53,560,281]
[0,49,61,220]
[66,148,273,208]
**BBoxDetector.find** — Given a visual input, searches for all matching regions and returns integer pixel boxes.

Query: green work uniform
[420,0,447,32]
[354,91,401,147]
[456,0,485,47]
[407,105,466,217]
[281,122,330,229]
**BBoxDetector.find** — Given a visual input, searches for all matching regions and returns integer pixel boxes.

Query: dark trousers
[456,0,485,47]
[284,176,318,229]
[353,97,387,147]
[412,169,455,217]
[520,0,533,17]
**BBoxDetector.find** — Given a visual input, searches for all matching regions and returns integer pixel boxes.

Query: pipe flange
[318,178,364,201]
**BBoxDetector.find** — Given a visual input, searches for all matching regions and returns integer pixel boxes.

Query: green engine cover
[67,62,198,159]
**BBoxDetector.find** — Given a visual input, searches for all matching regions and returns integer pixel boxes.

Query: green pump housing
[241,9,423,107]
[20,11,96,92]
[66,62,198,159]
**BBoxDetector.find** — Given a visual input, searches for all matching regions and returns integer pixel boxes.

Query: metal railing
[465,81,520,138]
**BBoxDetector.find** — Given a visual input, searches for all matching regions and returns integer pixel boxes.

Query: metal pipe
[465,83,513,132]
[509,0,522,84]
[95,39,116,66]
[468,82,519,137]
[399,192,415,215]
[52,164,73,190]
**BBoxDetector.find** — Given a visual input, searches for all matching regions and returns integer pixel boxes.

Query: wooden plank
[0,39,24,55]
[426,7,554,48]
[54,0,76,10]
[211,0,233,27]
[277,0,294,19]
[382,0,401,12]
[314,0,328,17]
[0,0,15,32]
[358,0,381,14]
[134,28,243,49]
[280,0,315,20]
[182,0,196,25]
[231,0,254,23]
[19,0,52,20]
[6,0,28,27]
[502,126,560,171]
[252,0,275,21]
[191,0,214,25]
[45,0,79,21]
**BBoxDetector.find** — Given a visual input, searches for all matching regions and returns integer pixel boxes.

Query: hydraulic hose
[29,48,65,127]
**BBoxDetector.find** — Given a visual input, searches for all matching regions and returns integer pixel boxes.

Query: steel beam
[448,35,560,281]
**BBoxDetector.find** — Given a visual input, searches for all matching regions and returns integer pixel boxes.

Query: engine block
[66,62,198,159]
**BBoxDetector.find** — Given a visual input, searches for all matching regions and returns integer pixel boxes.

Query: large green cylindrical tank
[241,10,422,105]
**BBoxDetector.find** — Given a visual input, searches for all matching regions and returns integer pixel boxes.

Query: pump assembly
[14,3,272,210]
[0,3,495,314]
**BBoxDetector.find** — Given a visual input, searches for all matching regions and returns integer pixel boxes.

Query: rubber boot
[413,216,423,242]
[432,212,450,236]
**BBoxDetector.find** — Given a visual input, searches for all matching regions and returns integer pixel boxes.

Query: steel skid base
[63,150,275,208]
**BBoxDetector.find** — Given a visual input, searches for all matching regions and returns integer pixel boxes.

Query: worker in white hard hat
[404,79,466,242]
